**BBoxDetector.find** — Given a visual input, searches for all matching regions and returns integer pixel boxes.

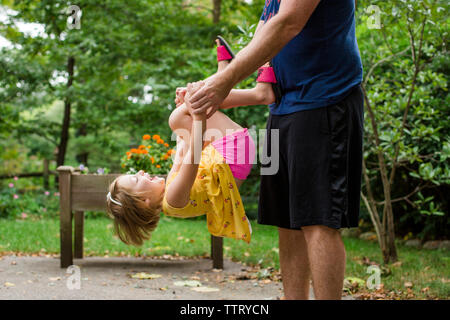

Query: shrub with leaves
[0,178,60,219]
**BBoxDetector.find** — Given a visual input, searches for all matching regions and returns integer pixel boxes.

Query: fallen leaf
[404,282,413,288]
[130,272,162,280]
[4,282,15,287]
[361,256,377,266]
[257,269,271,279]
[174,280,202,287]
[191,286,220,292]
[49,277,61,281]
[343,276,365,293]
[236,274,252,280]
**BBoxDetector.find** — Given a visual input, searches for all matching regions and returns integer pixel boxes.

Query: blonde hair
[106,176,163,246]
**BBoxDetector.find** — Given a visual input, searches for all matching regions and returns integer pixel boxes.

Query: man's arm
[188,0,321,115]
[254,20,265,36]
[226,0,321,85]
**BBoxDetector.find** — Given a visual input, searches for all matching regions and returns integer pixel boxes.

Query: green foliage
[357,0,449,239]
[0,178,59,219]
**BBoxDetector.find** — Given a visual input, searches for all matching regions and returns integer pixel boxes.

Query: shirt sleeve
[260,0,267,21]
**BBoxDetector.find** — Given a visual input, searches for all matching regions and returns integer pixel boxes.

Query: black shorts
[258,85,364,230]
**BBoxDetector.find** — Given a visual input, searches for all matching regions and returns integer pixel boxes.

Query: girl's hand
[175,87,187,107]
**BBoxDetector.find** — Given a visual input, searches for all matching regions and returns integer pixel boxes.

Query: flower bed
[121,134,174,175]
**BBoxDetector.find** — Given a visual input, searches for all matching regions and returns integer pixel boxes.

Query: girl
[106,37,278,246]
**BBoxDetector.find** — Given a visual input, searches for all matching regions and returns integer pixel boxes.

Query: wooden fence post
[43,159,49,189]
[58,166,73,268]
[211,235,223,269]
[74,211,84,259]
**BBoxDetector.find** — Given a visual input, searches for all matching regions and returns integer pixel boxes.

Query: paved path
[0,255,353,300]
[0,255,284,300]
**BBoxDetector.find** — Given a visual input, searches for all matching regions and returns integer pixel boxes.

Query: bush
[0,178,60,220]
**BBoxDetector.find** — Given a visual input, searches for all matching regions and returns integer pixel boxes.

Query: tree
[0,0,222,170]
[357,0,448,263]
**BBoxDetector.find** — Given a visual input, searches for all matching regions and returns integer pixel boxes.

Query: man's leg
[278,227,311,300]
[302,225,346,300]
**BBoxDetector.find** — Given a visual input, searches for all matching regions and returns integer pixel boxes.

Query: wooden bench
[57,166,223,269]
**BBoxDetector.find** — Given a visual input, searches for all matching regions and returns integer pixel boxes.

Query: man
[188,0,364,300]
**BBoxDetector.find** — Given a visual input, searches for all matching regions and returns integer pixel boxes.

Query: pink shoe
[257,62,283,106]
[216,35,235,62]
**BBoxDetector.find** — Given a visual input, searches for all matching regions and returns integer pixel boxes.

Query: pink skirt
[211,128,256,180]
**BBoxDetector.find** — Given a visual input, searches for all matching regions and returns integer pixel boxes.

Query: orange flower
[152,134,160,141]
[139,145,146,149]
[126,151,131,156]
[163,154,169,160]
[131,148,138,153]
[143,134,150,140]
[157,139,164,144]
[147,146,152,149]
[156,165,161,168]
[151,157,155,164]
[164,143,169,147]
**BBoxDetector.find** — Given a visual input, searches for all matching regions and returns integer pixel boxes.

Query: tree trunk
[57,56,75,168]
[75,123,89,166]
[361,85,398,264]
[385,203,398,262]
[212,0,221,24]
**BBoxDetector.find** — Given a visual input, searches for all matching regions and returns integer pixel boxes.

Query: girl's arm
[166,135,187,182]
[165,94,206,208]
[220,87,275,110]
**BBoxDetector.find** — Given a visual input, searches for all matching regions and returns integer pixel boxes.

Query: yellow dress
[162,144,252,243]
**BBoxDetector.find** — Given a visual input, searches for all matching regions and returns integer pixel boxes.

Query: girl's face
[118,170,166,203]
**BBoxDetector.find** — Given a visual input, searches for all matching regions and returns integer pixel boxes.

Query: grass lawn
[0,215,448,299]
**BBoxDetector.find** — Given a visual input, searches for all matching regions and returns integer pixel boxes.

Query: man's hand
[175,87,187,107]
[187,71,234,119]
[185,82,208,120]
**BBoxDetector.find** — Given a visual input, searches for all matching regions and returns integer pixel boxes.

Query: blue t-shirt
[260,0,363,115]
